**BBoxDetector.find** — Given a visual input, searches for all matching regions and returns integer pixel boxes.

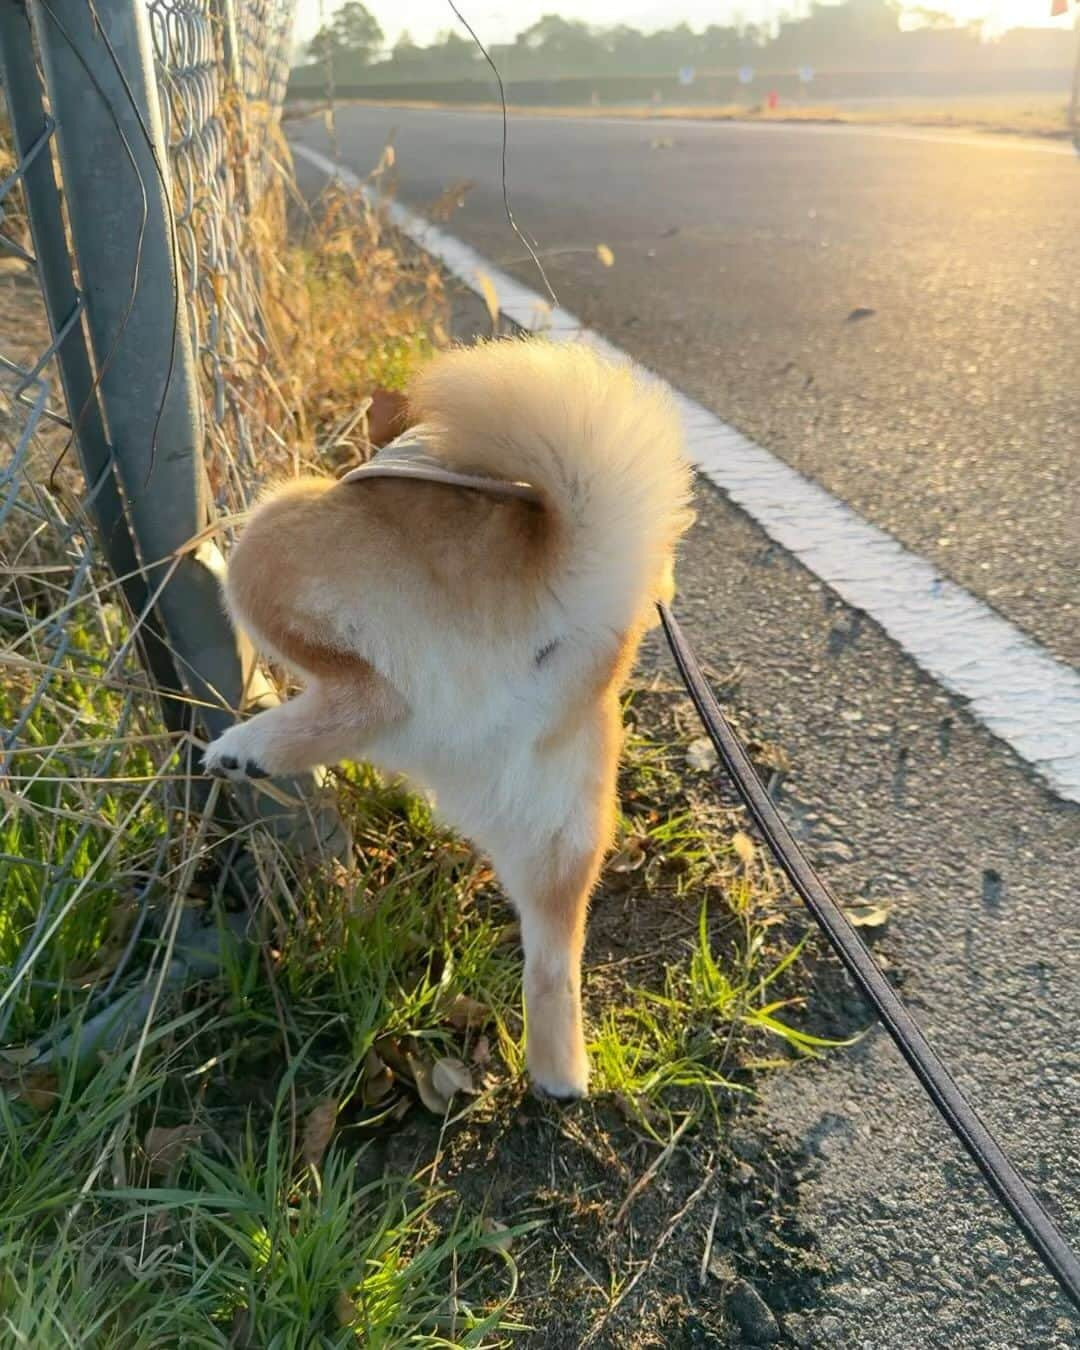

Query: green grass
[0,596,175,1043]
[0,628,828,1344]
[0,1014,525,1346]
[1,148,831,1342]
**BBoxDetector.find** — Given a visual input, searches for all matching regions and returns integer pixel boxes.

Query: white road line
[292,141,1080,804]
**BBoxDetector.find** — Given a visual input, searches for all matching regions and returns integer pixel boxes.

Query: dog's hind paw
[529,1061,590,1103]
[532,1079,587,1105]
[526,1027,590,1103]
[203,729,270,782]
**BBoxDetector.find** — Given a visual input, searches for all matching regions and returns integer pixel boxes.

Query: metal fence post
[29,0,242,730]
[26,0,347,855]
[0,0,186,730]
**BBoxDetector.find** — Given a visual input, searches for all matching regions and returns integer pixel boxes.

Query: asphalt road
[293,107,1080,669]
[289,111,1080,1346]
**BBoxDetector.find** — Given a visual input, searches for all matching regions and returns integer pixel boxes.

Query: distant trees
[306,2,383,65]
[500,13,754,76]
[516,15,597,67]
[295,0,1072,82]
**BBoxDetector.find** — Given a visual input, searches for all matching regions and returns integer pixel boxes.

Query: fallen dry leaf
[301,1098,338,1168]
[481,1216,513,1252]
[408,1054,450,1115]
[362,1048,394,1107]
[732,831,756,868]
[596,243,615,267]
[687,736,718,772]
[375,1035,413,1080]
[443,994,491,1032]
[144,1123,203,1176]
[609,837,647,874]
[845,902,894,929]
[432,1057,477,1100]
[16,1068,59,1113]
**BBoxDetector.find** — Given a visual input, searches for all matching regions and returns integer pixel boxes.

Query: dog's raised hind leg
[203,671,405,780]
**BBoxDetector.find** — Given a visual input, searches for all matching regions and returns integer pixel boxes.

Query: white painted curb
[292,140,1080,804]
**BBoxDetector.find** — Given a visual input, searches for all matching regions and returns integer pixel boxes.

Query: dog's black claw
[245,760,269,778]
[220,755,239,771]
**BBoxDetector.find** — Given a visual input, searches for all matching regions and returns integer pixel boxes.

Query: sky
[293,0,1071,49]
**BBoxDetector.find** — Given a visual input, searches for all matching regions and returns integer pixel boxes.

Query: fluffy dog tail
[409,339,694,626]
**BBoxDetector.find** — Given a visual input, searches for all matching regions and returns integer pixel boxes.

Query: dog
[204,338,693,1099]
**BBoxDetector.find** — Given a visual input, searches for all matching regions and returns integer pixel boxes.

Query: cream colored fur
[204,338,693,1098]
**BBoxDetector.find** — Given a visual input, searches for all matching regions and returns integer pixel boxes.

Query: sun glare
[899,0,1071,35]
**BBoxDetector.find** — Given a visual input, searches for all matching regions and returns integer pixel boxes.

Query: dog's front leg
[204,672,405,781]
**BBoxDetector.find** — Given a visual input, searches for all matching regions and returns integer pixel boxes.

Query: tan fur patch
[208,337,695,1098]
[536,625,641,757]
[226,473,560,667]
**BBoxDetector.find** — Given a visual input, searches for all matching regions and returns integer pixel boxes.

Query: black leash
[658,601,1080,1314]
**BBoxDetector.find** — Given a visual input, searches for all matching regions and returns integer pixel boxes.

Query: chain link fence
[149,0,293,500]
[0,0,341,1045]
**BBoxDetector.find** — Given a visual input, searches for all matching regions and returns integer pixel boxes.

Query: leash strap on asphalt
[657,601,1080,1313]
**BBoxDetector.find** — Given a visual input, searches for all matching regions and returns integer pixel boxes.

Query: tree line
[300,1,1073,81]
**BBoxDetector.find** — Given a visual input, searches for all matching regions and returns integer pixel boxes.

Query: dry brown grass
[0,119,29,251]
[236,135,446,483]
[1,87,827,1350]
[0,91,452,1022]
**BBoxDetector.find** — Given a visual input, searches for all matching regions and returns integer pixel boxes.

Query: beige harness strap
[340,425,542,504]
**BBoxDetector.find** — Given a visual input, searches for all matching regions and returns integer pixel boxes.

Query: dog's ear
[367,387,412,449]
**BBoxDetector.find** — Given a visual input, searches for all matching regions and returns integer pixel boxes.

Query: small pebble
[726,1279,780,1345]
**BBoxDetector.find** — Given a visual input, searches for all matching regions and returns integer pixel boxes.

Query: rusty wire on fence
[0,0,306,1046]
[149,0,296,500]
